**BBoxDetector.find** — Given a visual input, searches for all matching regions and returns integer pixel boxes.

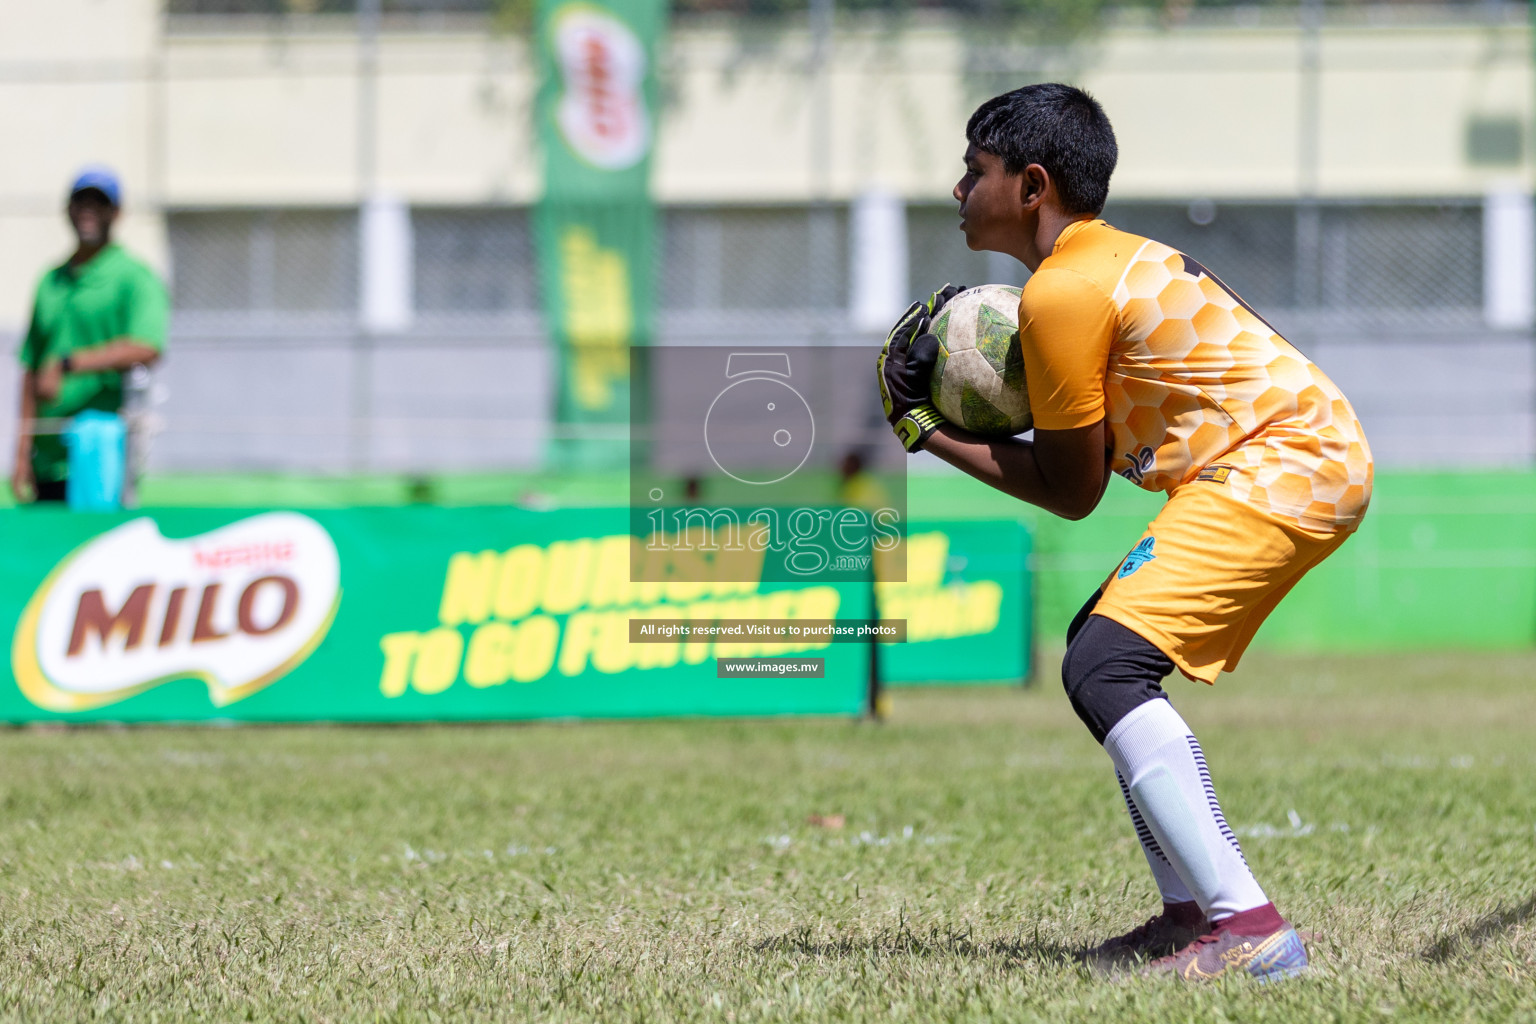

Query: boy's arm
[910,267,1117,519]
[879,270,1117,518]
[925,266,1117,519]
[924,419,1111,521]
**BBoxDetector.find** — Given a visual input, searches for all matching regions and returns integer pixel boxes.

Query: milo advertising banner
[0,508,1031,724]
[877,520,1033,686]
[1,507,874,723]
[12,513,341,712]
[535,0,665,466]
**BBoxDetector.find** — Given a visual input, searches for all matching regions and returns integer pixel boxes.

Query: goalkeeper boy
[878,83,1371,981]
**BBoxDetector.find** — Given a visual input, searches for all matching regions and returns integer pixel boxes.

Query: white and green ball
[929,284,1032,436]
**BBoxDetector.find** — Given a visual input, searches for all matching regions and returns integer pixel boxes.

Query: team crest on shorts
[1197,463,1234,484]
[1117,536,1156,579]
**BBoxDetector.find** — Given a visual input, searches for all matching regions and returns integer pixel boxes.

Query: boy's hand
[877,301,946,452]
[877,285,967,452]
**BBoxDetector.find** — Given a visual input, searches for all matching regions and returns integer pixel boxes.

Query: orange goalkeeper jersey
[1020,219,1372,532]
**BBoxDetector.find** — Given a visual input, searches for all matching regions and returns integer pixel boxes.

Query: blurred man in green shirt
[10,167,167,504]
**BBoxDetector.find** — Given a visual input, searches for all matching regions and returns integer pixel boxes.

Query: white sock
[1102,698,1267,920]
[1115,769,1195,906]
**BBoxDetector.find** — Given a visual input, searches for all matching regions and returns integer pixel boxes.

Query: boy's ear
[1017,163,1050,212]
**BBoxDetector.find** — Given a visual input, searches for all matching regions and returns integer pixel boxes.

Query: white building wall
[2,7,1533,326]
[162,37,365,205]
[0,0,167,333]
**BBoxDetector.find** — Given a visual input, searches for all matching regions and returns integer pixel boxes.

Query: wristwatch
[60,355,74,374]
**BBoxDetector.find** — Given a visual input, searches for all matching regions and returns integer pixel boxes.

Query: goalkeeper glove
[921,283,966,319]
[876,284,965,452]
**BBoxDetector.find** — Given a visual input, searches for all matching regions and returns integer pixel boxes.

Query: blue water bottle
[63,410,126,512]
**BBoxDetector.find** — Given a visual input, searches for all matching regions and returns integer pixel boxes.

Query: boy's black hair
[966,83,1118,216]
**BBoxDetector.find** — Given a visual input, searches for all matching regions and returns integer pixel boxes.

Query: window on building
[906,204,993,296]
[1317,203,1481,318]
[660,206,848,312]
[1466,116,1524,167]
[168,209,359,316]
[164,199,1484,330]
[413,208,539,315]
[1101,200,1481,326]
[1103,201,1297,314]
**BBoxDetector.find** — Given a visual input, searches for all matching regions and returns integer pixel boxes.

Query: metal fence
[161,198,1489,324]
[115,195,1519,475]
[0,197,1520,476]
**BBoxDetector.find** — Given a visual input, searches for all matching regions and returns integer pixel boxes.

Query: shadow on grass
[754,923,1080,967]
[1421,893,1536,963]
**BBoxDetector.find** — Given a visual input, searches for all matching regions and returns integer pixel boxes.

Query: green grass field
[1,650,1534,1022]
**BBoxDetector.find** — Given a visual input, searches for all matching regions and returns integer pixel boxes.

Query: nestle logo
[554,7,649,170]
[192,540,295,570]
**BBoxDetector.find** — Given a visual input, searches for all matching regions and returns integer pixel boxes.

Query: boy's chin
[959,223,1002,253]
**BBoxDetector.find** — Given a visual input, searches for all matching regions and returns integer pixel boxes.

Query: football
[928,284,1032,436]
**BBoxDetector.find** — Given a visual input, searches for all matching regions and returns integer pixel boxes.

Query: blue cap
[69,165,122,207]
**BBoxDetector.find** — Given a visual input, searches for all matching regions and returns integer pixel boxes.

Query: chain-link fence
[164,198,1487,328]
[1106,199,1485,333]
[144,194,1515,472]
[413,209,539,316]
[169,210,362,323]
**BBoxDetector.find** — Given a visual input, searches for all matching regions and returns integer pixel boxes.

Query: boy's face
[953,144,1026,253]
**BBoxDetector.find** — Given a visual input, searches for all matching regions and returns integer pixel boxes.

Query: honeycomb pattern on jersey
[1109,241,1373,530]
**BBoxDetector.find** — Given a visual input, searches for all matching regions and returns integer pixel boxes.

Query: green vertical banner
[536,0,665,467]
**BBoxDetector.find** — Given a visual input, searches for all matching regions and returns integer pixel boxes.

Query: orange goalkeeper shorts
[1091,483,1356,684]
